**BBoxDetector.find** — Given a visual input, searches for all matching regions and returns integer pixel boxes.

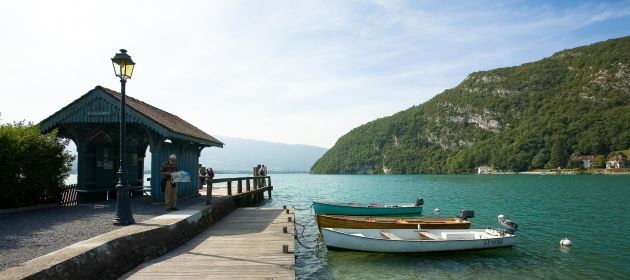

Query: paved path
[0,195,206,272]
[121,208,295,280]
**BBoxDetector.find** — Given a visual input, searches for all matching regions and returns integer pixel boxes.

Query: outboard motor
[498,214,519,234]
[415,198,424,206]
[459,210,475,220]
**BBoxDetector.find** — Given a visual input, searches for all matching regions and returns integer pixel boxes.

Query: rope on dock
[294,233,320,250]
[288,204,321,251]
[292,204,314,211]
[294,216,318,236]
[293,219,320,251]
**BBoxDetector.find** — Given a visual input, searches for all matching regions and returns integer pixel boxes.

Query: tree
[546,141,568,169]
[592,155,607,168]
[567,158,585,170]
[0,122,75,208]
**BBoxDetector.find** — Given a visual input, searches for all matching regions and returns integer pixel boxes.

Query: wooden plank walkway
[121,208,295,280]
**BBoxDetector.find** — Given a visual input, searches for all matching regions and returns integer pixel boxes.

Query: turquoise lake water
[249,174,630,280]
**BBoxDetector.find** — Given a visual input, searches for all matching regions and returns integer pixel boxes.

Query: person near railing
[207,167,215,181]
[257,164,268,187]
[254,164,261,188]
[198,164,207,190]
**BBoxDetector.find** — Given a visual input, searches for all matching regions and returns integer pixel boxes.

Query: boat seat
[419,231,442,240]
[380,232,403,240]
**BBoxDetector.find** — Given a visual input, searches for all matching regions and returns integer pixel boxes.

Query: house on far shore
[578,155,594,169]
[606,155,626,169]
[477,166,494,174]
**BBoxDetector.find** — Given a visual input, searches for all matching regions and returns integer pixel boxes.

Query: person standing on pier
[207,167,215,181]
[198,164,207,190]
[258,164,268,187]
[161,154,179,211]
[254,164,262,188]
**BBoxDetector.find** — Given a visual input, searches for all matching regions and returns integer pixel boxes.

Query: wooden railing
[206,176,271,204]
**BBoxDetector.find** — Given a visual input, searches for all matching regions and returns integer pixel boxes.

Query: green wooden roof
[40,86,224,147]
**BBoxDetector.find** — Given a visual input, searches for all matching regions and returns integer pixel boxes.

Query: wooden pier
[121,207,295,279]
[205,176,273,207]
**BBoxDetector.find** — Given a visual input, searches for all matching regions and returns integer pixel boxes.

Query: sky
[1,0,629,148]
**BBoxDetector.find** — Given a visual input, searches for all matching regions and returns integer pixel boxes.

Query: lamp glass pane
[112,62,122,77]
[123,64,134,78]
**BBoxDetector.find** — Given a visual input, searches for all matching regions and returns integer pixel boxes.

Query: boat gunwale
[318,214,469,224]
[313,201,423,209]
[322,228,515,243]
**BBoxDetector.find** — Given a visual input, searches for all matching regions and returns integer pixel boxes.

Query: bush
[0,122,74,209]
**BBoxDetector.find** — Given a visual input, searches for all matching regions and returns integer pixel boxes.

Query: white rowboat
[322,228,516,253]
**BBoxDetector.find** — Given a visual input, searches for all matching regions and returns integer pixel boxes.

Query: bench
[380,231,403,240]
[419,231,442,240]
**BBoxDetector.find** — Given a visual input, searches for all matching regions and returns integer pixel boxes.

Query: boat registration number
[484,238,504,247]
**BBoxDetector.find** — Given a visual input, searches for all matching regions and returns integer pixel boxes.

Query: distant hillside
[311,36,630,174]
[200,136,327,172]
[68,136,327,173]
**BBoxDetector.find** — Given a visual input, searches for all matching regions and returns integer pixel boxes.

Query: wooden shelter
[40,86,223,202]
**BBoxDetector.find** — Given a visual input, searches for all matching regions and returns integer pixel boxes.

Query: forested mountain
[311,36,630,174]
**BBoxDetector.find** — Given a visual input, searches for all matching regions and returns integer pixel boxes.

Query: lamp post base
[114,183,135,225]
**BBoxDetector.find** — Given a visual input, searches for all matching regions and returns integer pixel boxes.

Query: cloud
[0,0,629,147]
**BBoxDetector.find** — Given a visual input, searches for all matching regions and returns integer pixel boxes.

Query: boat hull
[317,215,471,229]
[322,228,516,253]
[313,202,423,215]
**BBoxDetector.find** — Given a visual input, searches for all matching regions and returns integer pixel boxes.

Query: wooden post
[206,181,213,205]
[267,176,271,187]
[246,178,251,192]
[227,180,232,196]
[237,179,242,194]
[268,187,272,199]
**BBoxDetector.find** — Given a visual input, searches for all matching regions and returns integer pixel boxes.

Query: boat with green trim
[313,201,423,216]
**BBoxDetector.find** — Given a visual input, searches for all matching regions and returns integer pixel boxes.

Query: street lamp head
[111,49,135,80]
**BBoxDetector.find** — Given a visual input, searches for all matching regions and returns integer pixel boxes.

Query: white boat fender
[560,238,572,247]
[434,208,441,216]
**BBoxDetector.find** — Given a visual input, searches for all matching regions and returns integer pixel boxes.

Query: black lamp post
[112,49,135,225]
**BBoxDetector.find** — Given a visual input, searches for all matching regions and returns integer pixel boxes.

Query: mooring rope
[294,219,316,236]
[291,204,314,211]
[294,233,320,250]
